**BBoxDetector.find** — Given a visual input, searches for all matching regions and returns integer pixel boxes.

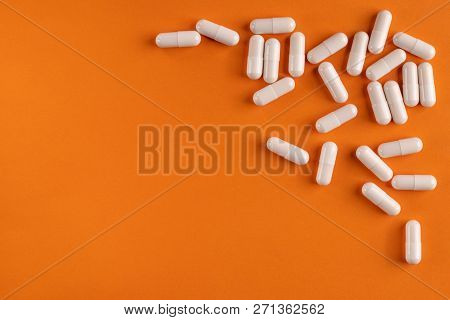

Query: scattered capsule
[402,62,420,107]
[367,81,391,125]
[366,49,406,81]
[356,146,393,182]
[368,10,392,54]
[318,62,348,103]
[392,175,437,191]
[196,19,239,46]
[393,32,435,60]
[377,137,423,158]
[253,77,295,106]
[155,31,201,48]
[362,182,400,216]
[315,104,358,133]
[316,142,338,186]
[418,62,436,107]
[347,31,369,76]
[263,38,280,84]
[250,17,296,34]
[247,35,264,80]
[405,220,421,264]
[384,81,408,124]
[307,33,348,64]
[266,137,309,165]
[289,32,305,77]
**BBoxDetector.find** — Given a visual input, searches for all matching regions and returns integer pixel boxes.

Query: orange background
[1,0,449,299]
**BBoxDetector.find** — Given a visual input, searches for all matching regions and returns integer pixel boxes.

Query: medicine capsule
[366,49,407,81]
[367,81,391,125]
[316,142,338,186]
[368,10,392,54]
[383,81,408,124]
[315,104,358,133]
[263,38,280,83]
[289,32,305,77]
[307,33,348,64]
[393,32,435,60]
[362,182,400,216]
[377,137,423,158]
[155,31,201,48]
[318,62,348,103]
[346,31,369,76]
[405,220,421,264]
[418,62,436,107]
[356,146,393,182]
[392,175,437,191]
[266,137,309,165]
[253,77,295,106]
[250,17,296,34]
[247,35,264,80]
[402,62,419,107]
[196,19,239,46]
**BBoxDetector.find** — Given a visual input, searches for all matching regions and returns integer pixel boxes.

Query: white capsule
[289,32,305,77]
[266,137,309,165]
[318,62,348,103]
[418,62,436,107]
[362,182,400,216]
[405,220,421,264]
[250,17,296,34]
[356,146,393,182]
[368,10,392,54]
[315,104,358,133]
[263,38,280,84]
[377,137,423,158]
[253,77,295,106]
[346,32,369,76]
[383,81,408,124]
[366,49,407,81]
[195,19,239,46]
[247,35,264,80]
[316,142,338,186]
[392,175,437,191]
[402,62,420,107]
[367,81,391,125]
[155,31,201,48]
[307,33,348,64]
[393,32,435,60]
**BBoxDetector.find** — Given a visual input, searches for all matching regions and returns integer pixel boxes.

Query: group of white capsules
[155,11,437,265]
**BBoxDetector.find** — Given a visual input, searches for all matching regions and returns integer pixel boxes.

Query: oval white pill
[346,31,369,76]
[405,220,421,264]
[253,77,295,106]
[196,19,239,46]
[250,17,296,34]
[316,142,338,186]
[402,62,419,107]
[368,10,392,54]
[263,38,280,84]
[356,146,393,182]
[418,62,436,107]
[289,32,305,77]
[247,35,264,80]
[315,104,358,133]
[377,137,423,158]
[307,33,348,64]
[366,49,406,81]
[393,32,435,60]
[267,137,309,165]
[155,31,201,48]
[367,81,391,125]
[392,175,437,191]
[318,62,348,103]
[362,182,400,216]
[384,81,408,125]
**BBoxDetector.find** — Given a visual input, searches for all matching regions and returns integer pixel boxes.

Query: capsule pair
[246,37,281,83]
[402,62,436,107]
[367,81,407,125]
